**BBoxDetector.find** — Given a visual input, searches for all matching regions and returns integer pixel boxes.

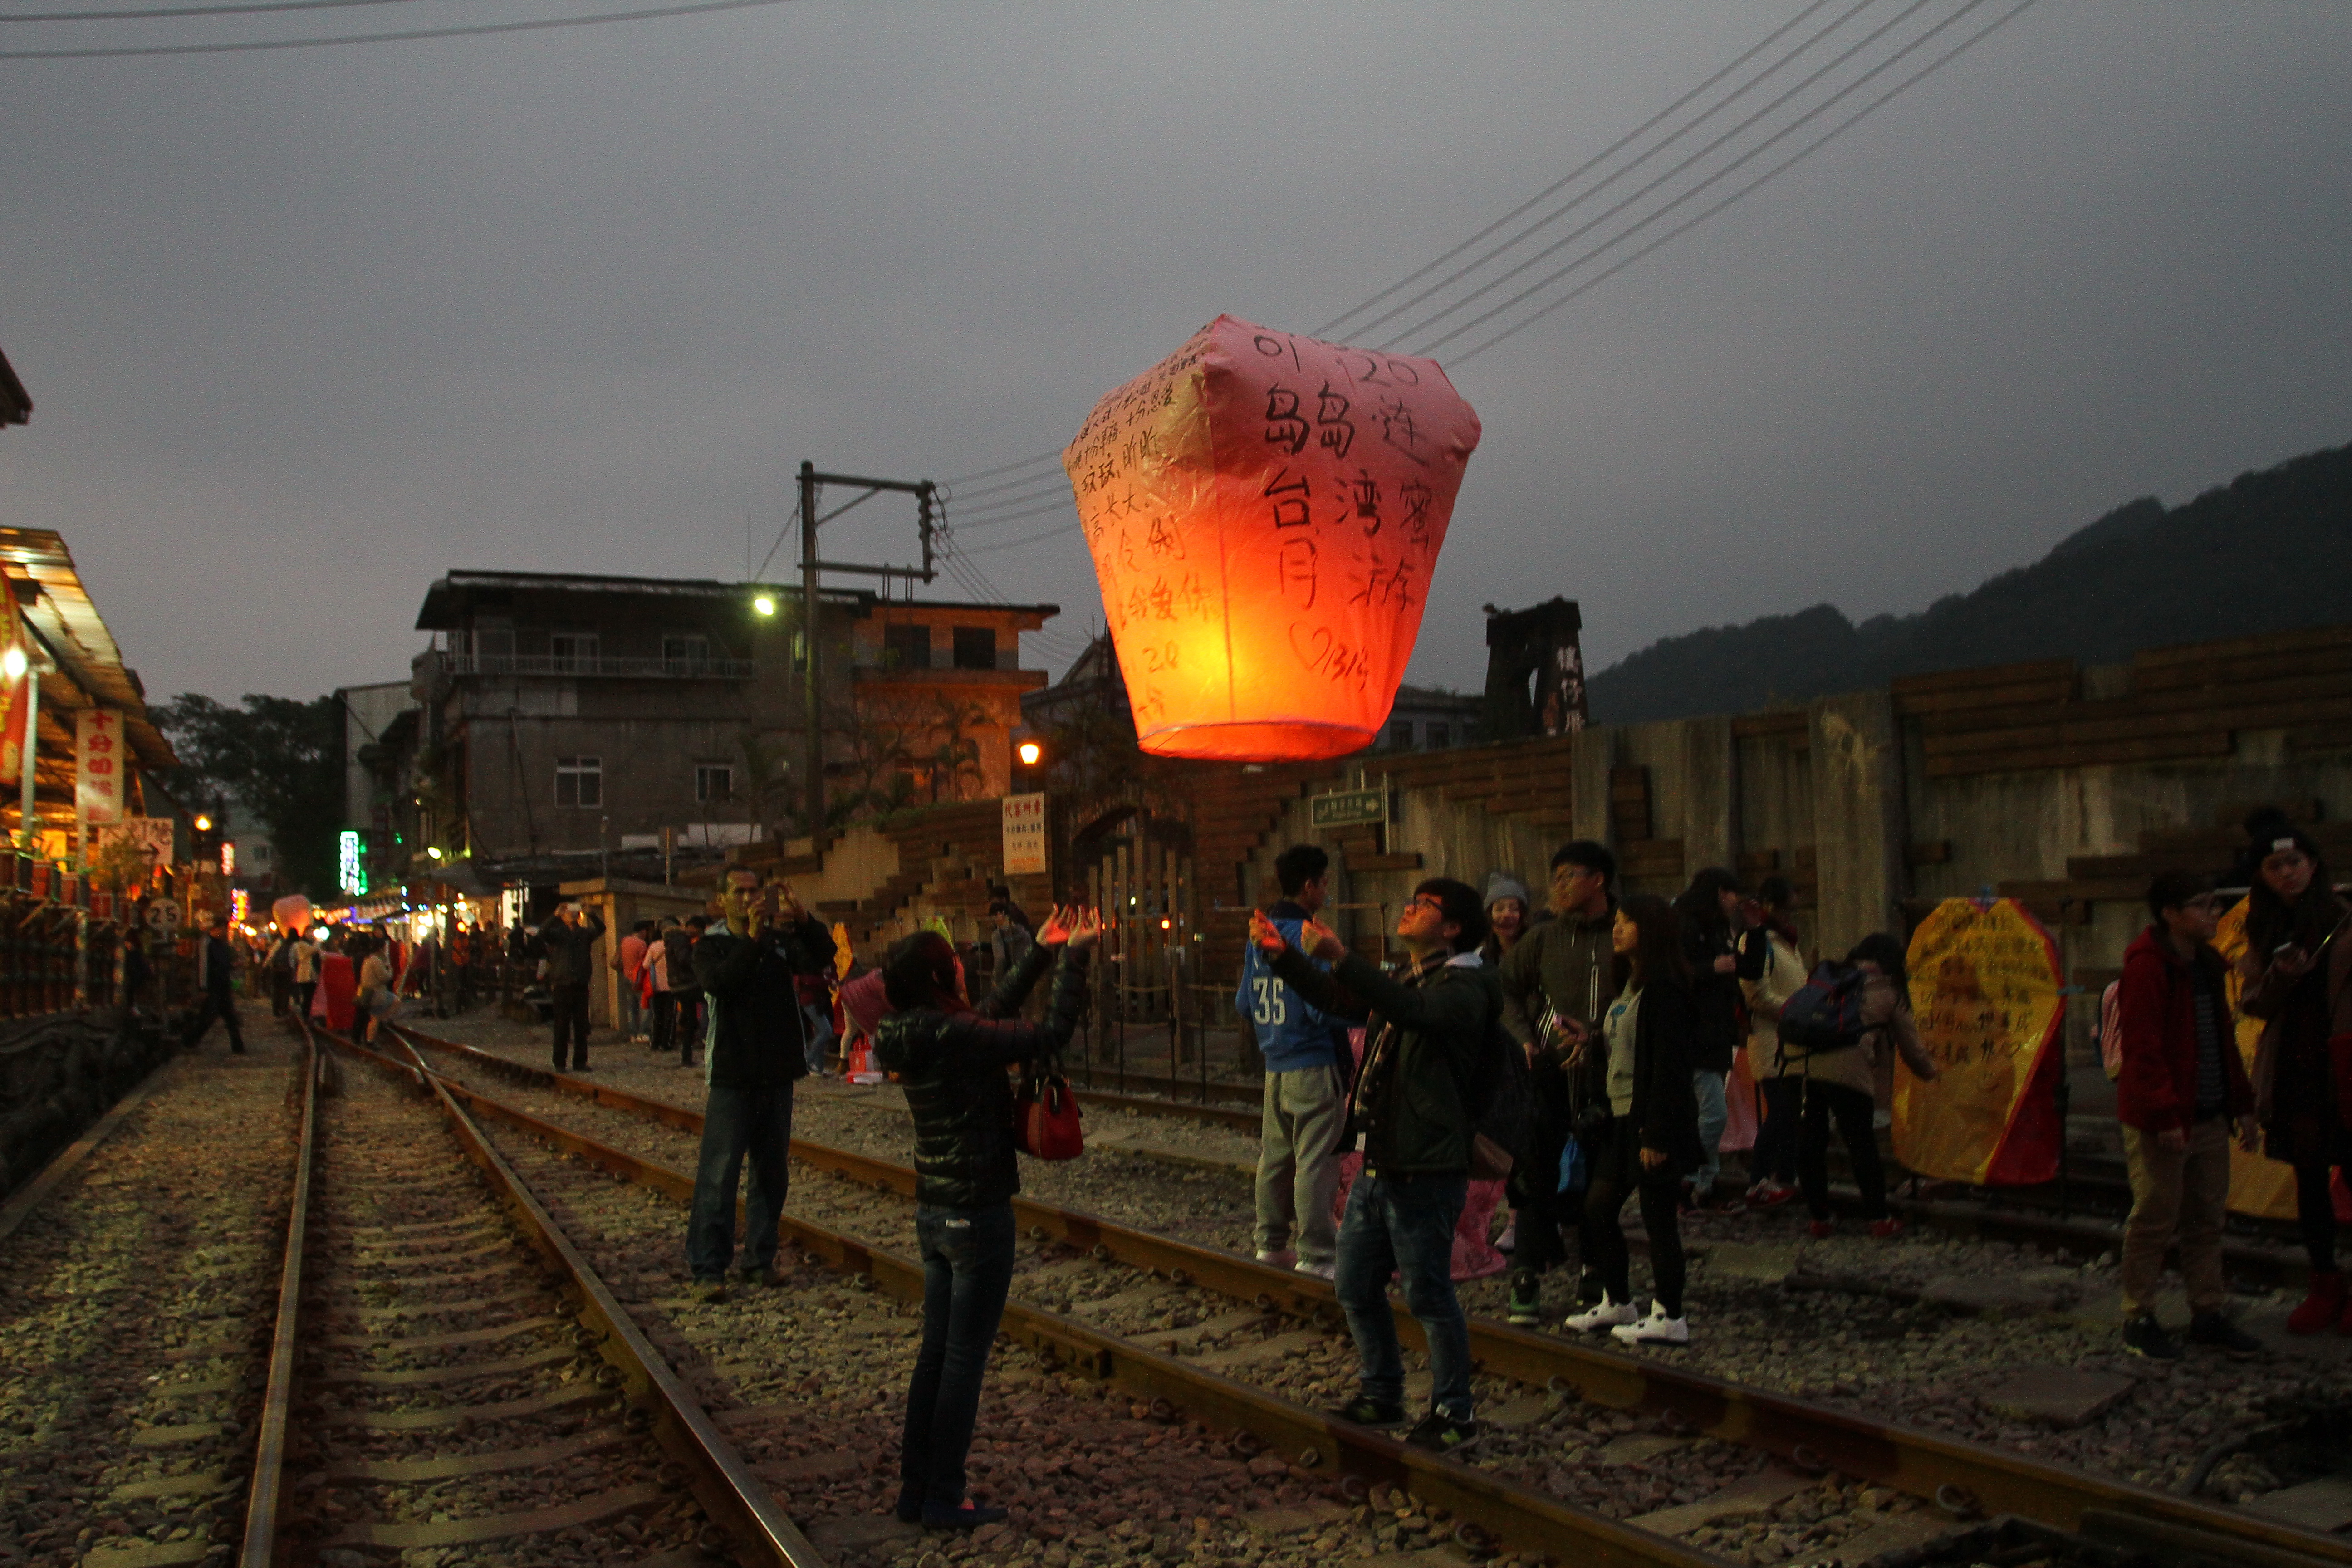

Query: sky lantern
[1064,314,1481,761]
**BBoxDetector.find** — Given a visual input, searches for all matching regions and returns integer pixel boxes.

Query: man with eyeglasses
[1251,876,1497,1456]
[1496,840,1619,1322]
[2113,869,2260,1360]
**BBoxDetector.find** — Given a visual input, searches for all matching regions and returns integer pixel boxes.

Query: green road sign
[1309,788,1387,829]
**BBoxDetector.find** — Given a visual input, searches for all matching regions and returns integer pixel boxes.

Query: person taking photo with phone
[685,867,836,1301]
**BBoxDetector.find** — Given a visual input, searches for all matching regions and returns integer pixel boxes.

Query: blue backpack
[1775,961,1871,1063]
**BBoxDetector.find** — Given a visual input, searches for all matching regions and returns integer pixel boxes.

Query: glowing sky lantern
[1063,315,1480,761]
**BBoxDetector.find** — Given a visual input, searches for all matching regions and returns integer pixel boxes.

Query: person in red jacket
[2114,870,2260,1360]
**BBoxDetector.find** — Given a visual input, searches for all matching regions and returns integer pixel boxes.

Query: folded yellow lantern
[1063,315,1481,761]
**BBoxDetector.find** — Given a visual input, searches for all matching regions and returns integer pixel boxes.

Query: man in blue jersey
[1236,843,1352,1279]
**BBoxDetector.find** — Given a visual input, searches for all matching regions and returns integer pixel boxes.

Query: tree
[151,693,343,899]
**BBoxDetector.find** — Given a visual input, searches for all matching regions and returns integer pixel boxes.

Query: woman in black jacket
[873,906,1098,1531]
[1674,867,1745,1210]
[1562,894,1703,1345]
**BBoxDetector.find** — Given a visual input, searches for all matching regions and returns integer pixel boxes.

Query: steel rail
[328,1029,825,1568]
[237,1027,319,1567]
[391,1024,2350,1568]
[381,1041,1717,1568]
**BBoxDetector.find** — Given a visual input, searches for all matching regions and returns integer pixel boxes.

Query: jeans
[1583,1116,1686,1316]
[676,995,706,1068]
[550,982,591,1068]
[1690,1070,1728,1196]
[2297,1161,2340,1274]
[617,983,642,1040]
[1797,1080,1885,1221]
[1254,1063,1348,1265]
[184,992,245,1054]
[1753,1075,1800,1185]
[686,1079,794,1280]
[900,1201,1017,1514]
[1334,1170,1473,1420]
[2122,1118,2232,1316]
[1504,1119,1573,1274]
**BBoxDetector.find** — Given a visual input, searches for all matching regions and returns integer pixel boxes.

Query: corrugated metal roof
[0,528,177,772]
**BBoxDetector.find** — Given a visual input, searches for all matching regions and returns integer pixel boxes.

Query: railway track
[253,1020,825,1566]
[392,1021,2350,1568]
[1075,1074,2310,1277]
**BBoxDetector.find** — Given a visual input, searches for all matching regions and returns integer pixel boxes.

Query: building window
[1426,724,1452,750]
[883,624,931,671]
[1388,720,1413,750]
[555,755,602,808]
[952,627,997,671]
[550,632,599,673]
[695,763,734,803]
[662,634,710,671]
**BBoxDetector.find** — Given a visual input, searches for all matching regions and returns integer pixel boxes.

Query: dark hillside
[1586,439,2352,723]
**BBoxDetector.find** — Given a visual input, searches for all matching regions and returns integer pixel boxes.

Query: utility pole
[795,461,938,842]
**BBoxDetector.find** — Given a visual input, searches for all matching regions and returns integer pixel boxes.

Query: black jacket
[1272,945,1499,1178]
[535,914,606,988]
[1613,978,1706,1178]
[874,942,1091,1210]
[1681,921,1742,1074]
[690,915,836,1090]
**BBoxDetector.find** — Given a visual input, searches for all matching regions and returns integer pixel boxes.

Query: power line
[943,450,1060,487]
[6,0,435,23]
[955,519,1081,556]
[1315,0,1855,341]
[939,464,1068,503]
[1380,0,1946,353]
[1448,0,2039,366]
[0,0,794,58]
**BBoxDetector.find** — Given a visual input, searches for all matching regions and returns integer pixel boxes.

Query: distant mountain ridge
[1584,438,2352,725]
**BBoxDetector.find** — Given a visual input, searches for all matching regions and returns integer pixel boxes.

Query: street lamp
[1017,740,1042,767]
[752,595,777,617]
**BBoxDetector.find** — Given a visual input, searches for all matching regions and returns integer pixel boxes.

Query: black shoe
[894,1485,922,1524]
[2187,1311,2263,1355]
[1505,1268,1542,1327]
[1328,1395,1408,1427]
[2122,1313,2182,1361]
[1404,1410,1481,1455]
[923,1502,1007,1532]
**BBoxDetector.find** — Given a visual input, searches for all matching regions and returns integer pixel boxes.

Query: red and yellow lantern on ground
[1063,315,1480,761]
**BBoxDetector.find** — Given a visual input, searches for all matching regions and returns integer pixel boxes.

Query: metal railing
[438,651,754,680]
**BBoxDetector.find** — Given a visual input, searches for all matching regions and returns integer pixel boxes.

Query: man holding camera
[686,865,837,1301]
[537,902,607,1072]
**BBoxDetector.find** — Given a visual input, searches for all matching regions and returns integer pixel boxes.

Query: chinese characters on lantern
[1063,315,1480,761]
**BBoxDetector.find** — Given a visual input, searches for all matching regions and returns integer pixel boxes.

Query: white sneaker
[1293,1258,1335,1280]
[1563,1295,1638,1333]
[1611,1304,1690,1345]
[1254,1249,1295,1268]
[1494,1223,1517,1253]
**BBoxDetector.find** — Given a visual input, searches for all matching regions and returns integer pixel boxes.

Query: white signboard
[91,816,174,873]
[1001,792,1048,878]
[76,708,126,826]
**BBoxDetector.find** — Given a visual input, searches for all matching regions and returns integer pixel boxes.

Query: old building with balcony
[399,570,1056,886]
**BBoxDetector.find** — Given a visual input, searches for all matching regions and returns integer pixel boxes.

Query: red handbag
[1015,1065,1084,1161]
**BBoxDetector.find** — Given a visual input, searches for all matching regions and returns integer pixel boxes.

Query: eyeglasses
[1406,894,1446,914]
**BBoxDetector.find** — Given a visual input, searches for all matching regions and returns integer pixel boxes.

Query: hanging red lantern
[1063,314,1480,761]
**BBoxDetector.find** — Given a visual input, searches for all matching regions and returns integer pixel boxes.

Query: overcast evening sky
[3,1,2350,706]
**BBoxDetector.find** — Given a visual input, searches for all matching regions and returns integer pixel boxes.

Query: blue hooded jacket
[1234,900,1350,1073]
